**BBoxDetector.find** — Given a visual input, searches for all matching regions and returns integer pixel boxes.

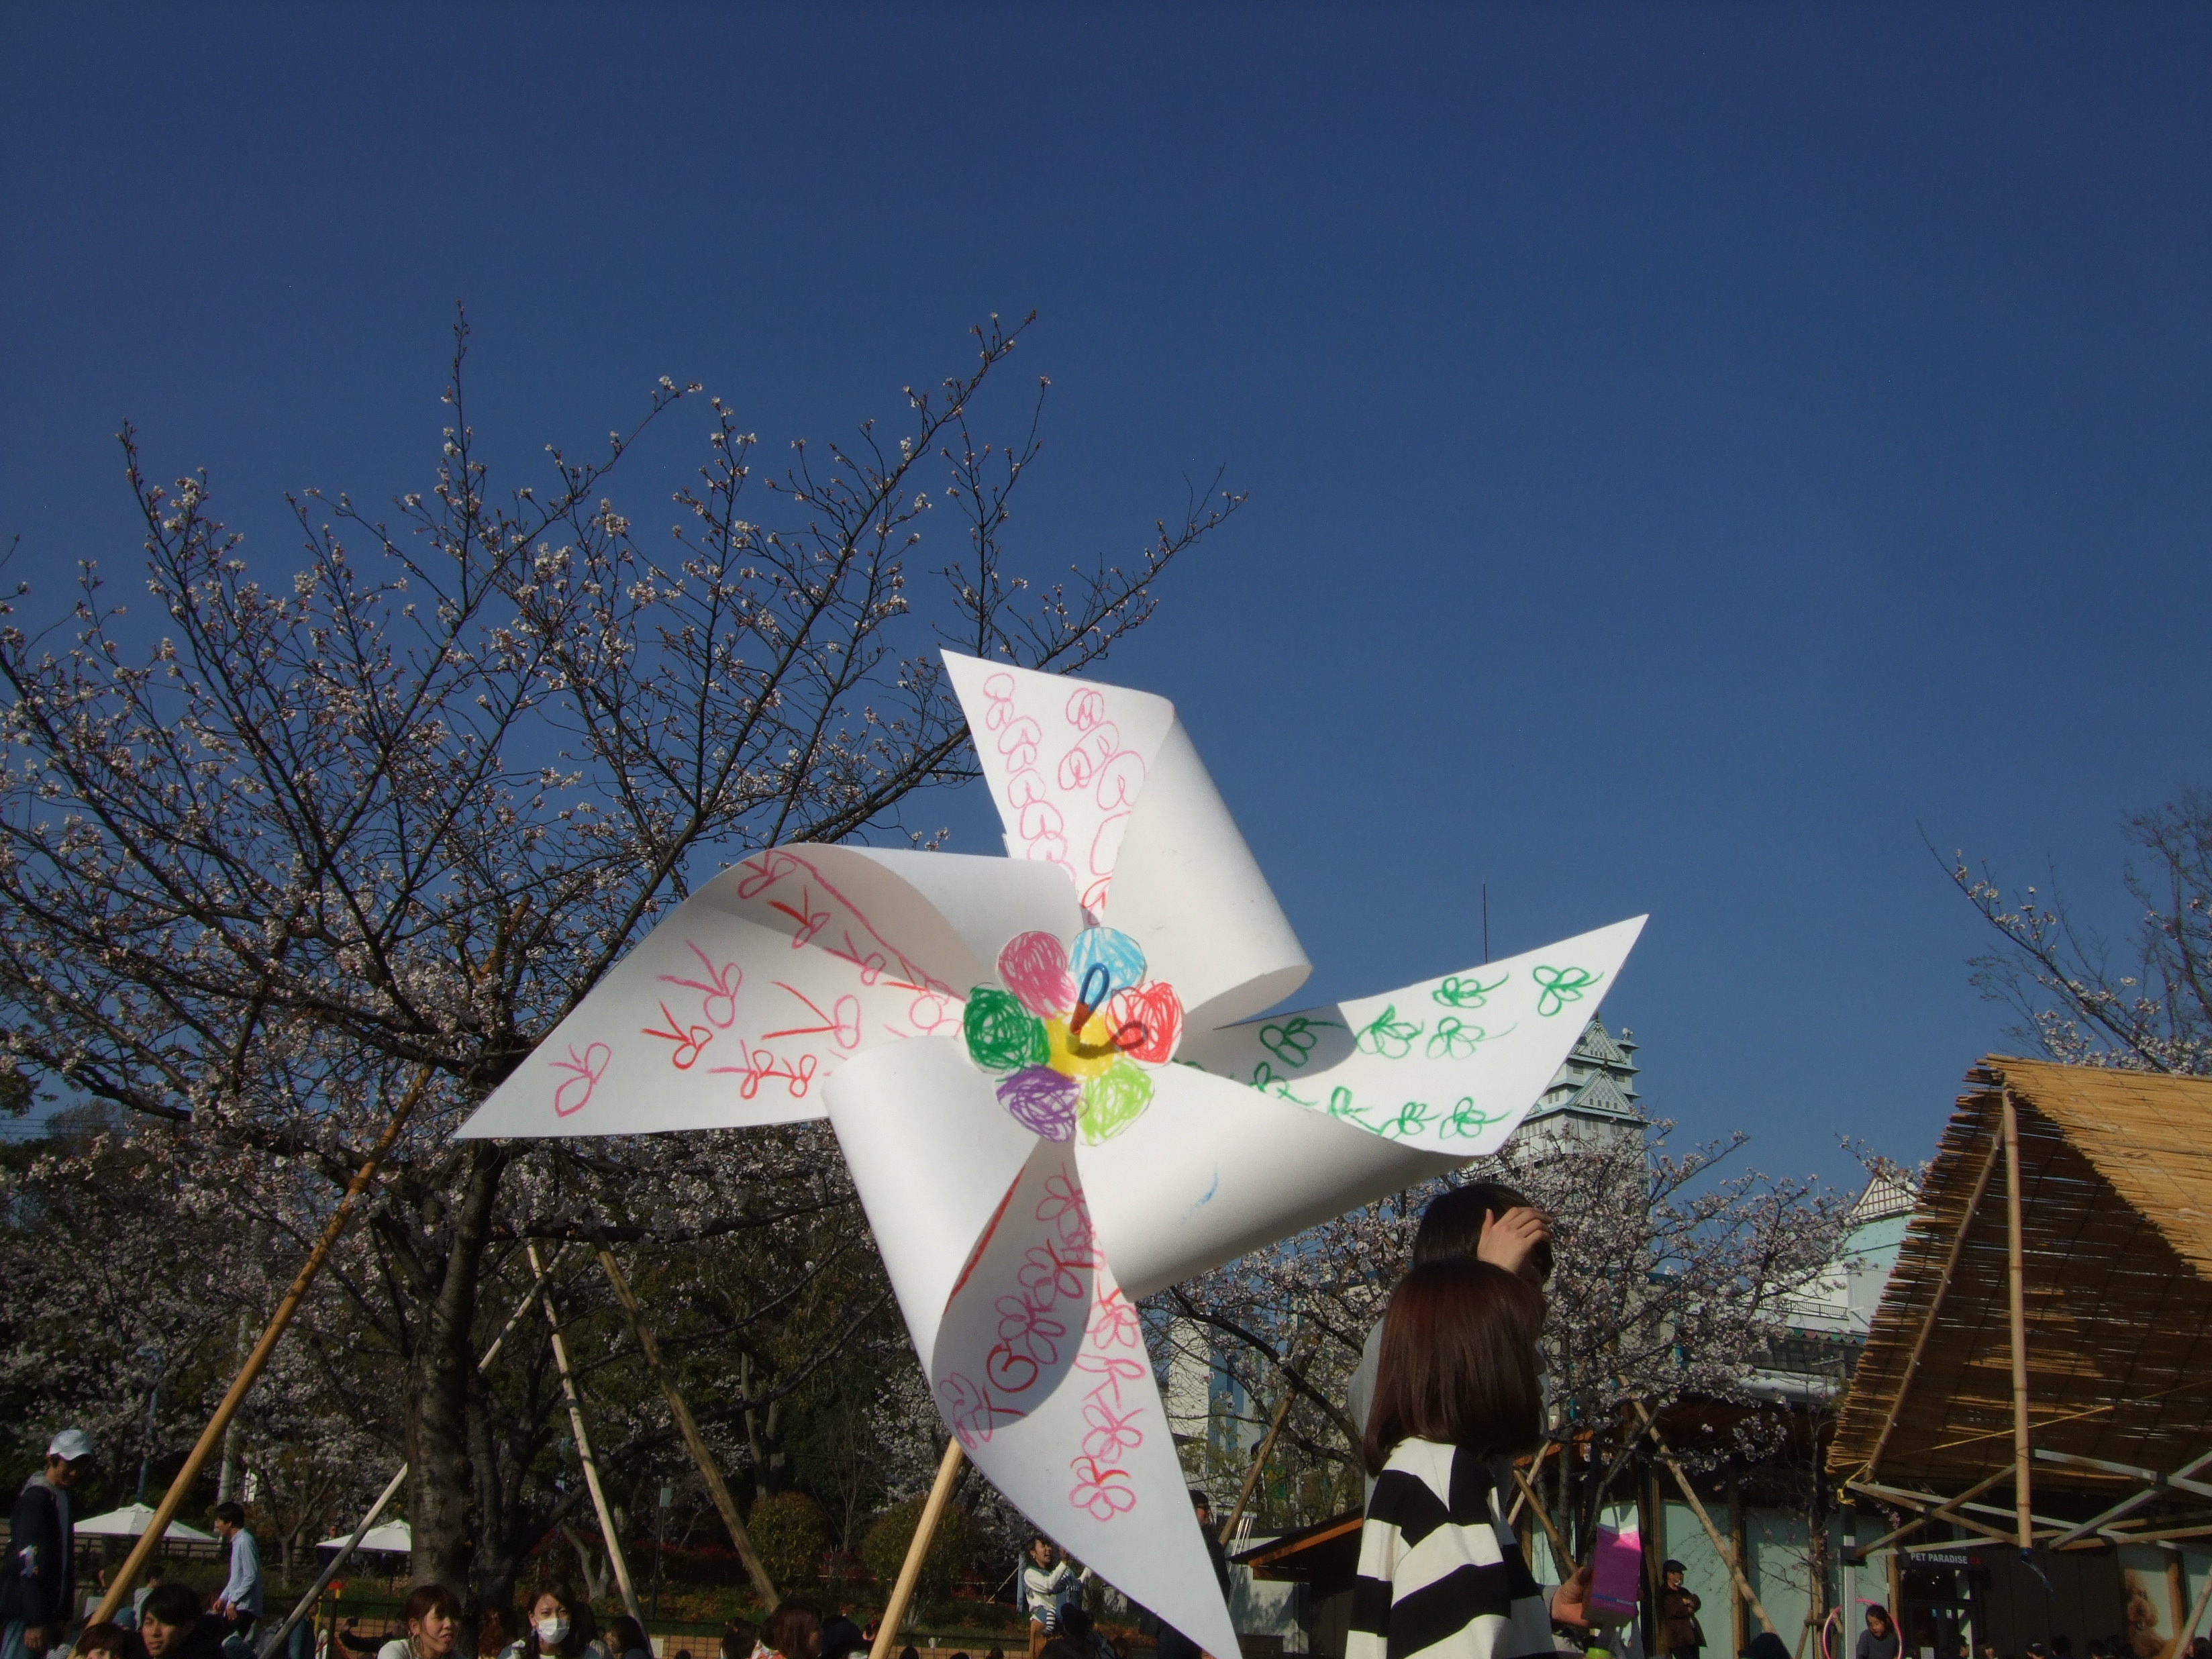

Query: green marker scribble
[1433,972,1508,1010]
[1425,1018,1518,1060]
[1080,1062,1153,1145]
[1531,964,1603,1017]
[1250,1062,1319,1109]
[1375,1100,1435,1138]
[1327,1086,1359,1119]
[1259,1015,1336,1070]
[1440,1097,1506,1140]
[1425,1018,1479,1060]
[1354,1003,1422,1059]
[963,986,1047,1072]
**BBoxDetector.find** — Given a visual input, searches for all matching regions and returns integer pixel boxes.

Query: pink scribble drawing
[642,1000,715,1070]
[658,942,742,1028]
[1064,685,1108,731]
[937,1371,1023,1448]
[762,983,864,1050]
[1070,1456,1137,1520]
[550,1042,613,1117]
[1080,1395,1144,1463]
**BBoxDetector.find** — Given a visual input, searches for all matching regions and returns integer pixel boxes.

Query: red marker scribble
[642,1001,714,1070]
[761,983,864,1050]
[658,942,742,1028]
[550,1042,613,1116]
[709,1046,818,1100]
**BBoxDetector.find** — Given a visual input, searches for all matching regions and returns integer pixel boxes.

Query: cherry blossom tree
[0,309,1241,1611]
[1160,1103,1851,1560]
[1949,784,2212,1074]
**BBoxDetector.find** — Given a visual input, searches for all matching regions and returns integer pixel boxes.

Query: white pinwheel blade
[1077,1062,1461,1299]
[456,847,1078,1139]
[1176,915,1648,1156]
[825,1041,1240,1659]
[940,650,1311,1031]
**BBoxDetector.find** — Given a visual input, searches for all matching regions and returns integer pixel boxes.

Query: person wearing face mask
[500,1587,605,1659]
[376,1587,464,1659]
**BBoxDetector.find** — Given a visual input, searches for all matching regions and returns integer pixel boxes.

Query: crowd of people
[3,1184,2205,1659]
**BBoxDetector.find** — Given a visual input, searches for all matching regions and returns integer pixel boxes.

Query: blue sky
[5,6,2208,1184]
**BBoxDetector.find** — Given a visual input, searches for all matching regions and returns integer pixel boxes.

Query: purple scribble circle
[997,1066,1080,1141]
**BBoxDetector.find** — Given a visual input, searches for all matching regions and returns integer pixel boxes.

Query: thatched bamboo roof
[1827,1056,2212,1495]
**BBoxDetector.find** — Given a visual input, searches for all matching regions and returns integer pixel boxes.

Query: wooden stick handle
[88,1068,432,1628]
[596,1244,781,1606]
[870,1439,964,1659]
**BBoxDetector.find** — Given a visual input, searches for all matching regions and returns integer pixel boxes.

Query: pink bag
[1589,1523,1645,1623]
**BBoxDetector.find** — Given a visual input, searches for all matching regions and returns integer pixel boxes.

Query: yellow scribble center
[1044,1011,1119,1080]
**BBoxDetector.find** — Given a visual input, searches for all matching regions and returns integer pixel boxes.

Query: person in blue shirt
[211,1502,264,1652]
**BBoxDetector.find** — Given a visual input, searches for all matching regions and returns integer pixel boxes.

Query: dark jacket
[172,1614,230,1659]
[1661,1587,1703,1652]
[0,1473,74,1627]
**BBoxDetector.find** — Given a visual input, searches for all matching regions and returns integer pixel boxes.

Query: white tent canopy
[315,1519,410,1555]
[74,1503,216,1542]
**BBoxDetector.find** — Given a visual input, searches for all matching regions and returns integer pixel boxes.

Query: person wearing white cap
[0,1429,94,1659]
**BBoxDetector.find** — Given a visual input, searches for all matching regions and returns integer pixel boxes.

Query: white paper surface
[1078,1060,1461,1298]
[828,1041,1240,1658]
[1176,916,1647,1156]
[456,847,1076,1140]
[1101,719,1312,1032]
[939,651,1178,915]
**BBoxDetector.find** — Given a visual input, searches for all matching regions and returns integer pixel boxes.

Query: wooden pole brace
[531,1240,646,1627]
[1507,1441,1557,1527]
[254,1248,575,1659]
[595,1242,781,1605]
[1512,1464,1573,1574]
[1633,1402,1776,1636]
[1219,1334,1321,1547]
[89,1068,433,1627]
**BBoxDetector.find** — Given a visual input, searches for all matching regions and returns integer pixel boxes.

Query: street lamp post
[651,1485,673,1623]
[134,1345,164,1505]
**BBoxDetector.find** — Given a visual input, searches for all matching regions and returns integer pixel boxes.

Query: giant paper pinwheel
[460,654,1644,1656]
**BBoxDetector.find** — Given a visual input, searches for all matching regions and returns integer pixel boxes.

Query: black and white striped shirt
[1347,1439,1558,1659]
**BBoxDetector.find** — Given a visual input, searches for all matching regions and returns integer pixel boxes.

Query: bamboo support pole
[2001,1088,2033,1552]
[1633,1403,1776,1637]
[1844,1466,2016,1564]
[88,1069,433,1627]
[1856,1136,2004,1485]
[595,1242,781,1606]
[255,1250,573,1659]
[870,1439,965,1659]
[531,1240,646,1628]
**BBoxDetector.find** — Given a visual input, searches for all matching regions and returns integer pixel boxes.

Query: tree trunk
[408,1143,508,1607]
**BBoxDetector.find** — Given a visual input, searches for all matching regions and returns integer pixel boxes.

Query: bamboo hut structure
[1828,1058,2212,1655]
